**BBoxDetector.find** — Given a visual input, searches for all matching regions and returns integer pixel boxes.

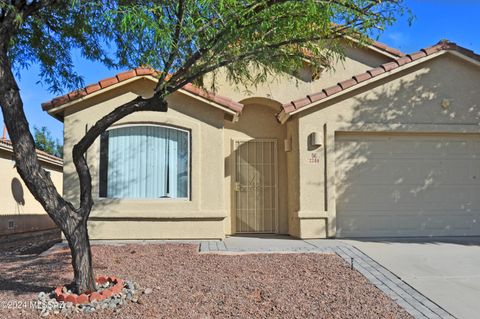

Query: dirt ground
[0,243,411,318]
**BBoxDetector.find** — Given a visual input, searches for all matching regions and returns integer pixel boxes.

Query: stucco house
[0,133,63,245]
[42,40,480,240]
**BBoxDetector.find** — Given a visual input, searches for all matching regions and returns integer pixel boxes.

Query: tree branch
[169,27,354,93]
[163,0,377,93]
[159,0,292,93]
[0,36,79,230]
[72,95,168,216]
[157,0,185,85]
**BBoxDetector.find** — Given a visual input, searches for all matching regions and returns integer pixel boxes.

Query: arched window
[99,124,190,199]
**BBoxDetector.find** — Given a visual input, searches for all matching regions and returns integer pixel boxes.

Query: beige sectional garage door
[336,133,480,238]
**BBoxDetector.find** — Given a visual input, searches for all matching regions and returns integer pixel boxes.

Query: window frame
[98,123,191,201]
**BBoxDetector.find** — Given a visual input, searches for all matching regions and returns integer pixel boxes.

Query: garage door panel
[441,159,478,184]
[341,187,480,212]
[337,138,389,155]
[338,213,443,236]
[389,161,422,183]
[420,186,479,210]
[339,185,458,210]
[423,216,454,230]
[467,192,480,210]
[391,139,468,157]
[338,219,480,237]
[451,215,480,230]
[472,161,480,183]
[338,186,407,210]
[336,134,480,238]
[345,159,464,186]
[440,140,470,156]
[391,139,434,155]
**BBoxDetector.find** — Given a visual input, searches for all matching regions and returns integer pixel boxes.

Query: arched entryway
[223,97,288,235]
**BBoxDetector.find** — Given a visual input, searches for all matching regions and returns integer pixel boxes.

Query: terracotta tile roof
[0,139,63,166]
[282,40,480,114]
[180,83,243,113]
[298,38,404,61]
[41,67,244,114]
[329,23,404,58]
[369,40,405,57]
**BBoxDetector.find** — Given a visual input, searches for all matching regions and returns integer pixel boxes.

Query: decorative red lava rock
[97,276,109,285]
[101,289,113,299]
[110,284,121,294]
[65,294,77,303]
[89,292,104,302]
[54,276,125,304]
[76,294,89,304]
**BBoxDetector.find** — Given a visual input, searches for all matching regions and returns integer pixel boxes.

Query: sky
[1,0,479,142]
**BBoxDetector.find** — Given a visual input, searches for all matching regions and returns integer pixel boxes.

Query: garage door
[336,133,480,237]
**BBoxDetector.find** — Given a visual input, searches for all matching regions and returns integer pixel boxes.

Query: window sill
[91,197,202,216]
[89,209,227,220]
[96,197,190,202]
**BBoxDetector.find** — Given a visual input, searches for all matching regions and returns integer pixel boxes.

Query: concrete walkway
[204,234,343,252]
[200,235,454,319]
[344,238,480,319]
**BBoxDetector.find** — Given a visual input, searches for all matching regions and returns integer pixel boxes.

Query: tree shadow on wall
[319,64,480,243]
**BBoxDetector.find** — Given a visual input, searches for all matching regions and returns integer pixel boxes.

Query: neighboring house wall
[0,145,63,236]
[294,53,480,237]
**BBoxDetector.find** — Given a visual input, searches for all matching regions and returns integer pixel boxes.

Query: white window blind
[99,125,189,199]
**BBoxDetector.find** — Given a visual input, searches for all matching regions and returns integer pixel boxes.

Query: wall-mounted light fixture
[284,138,292,152]
[308,132,323,148]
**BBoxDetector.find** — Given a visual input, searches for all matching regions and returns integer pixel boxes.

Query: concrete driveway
[343,237,480,319]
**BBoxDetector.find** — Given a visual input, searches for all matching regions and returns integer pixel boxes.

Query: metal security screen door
[234,139,278,233]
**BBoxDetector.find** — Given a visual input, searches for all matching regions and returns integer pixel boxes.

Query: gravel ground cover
[0,243,412,319]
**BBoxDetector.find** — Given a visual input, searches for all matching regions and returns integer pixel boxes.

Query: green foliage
[9,1,115,93]
[8,1,407,94]
[33,126,63,158]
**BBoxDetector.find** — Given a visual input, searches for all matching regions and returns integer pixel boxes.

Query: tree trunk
[0,10,169,295]
[0,39,97,294]
[64,221,96,293]
[0,51,166,294]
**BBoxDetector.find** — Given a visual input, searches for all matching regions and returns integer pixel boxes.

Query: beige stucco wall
[63,78,227,239]
[58,49,480,240]
[285,117,301,237]
[206,45,391,105]
[215,46,390,238]
[223,99,288,235]
[64,86,291,238]
[293,52,480,238]
[57,44,396,240]
[0,149,62,235]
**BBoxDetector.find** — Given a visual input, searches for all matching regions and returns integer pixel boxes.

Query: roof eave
[366,45,403,60]
[45,75,148,120]
[278,50,447,122]
[277,110,290,124]
[343,36,404,59]
[0,143,63,167]
[46,75,241,120]
[177,88,238,116]
[449,50,480,67]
